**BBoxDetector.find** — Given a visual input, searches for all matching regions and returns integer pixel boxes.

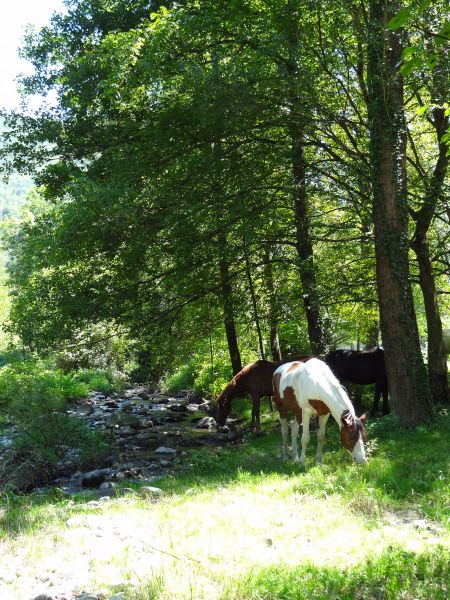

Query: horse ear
[341,410,352,426]
[359,413,367,423]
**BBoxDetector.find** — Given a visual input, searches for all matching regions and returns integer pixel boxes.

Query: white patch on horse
[273,358,367,466]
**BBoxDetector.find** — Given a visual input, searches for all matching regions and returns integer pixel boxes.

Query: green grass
[0,411,448,599]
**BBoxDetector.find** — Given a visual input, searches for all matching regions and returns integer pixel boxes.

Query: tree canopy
[1,0,449,424]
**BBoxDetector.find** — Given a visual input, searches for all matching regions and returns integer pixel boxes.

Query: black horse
[324,347,389,416]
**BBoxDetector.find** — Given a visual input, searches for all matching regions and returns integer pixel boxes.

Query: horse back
[325,348,387,387]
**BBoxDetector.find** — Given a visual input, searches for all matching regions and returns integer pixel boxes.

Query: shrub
[74,368,125,394]
[0,358,112,491]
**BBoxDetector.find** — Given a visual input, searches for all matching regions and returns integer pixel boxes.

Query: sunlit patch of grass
[0,413,448,598]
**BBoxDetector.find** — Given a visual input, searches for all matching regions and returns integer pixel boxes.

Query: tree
[367,0,433,426]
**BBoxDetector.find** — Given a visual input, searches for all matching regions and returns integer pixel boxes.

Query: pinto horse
[213,357,311,431]
[324,348,389,416]
[273,358,367,466]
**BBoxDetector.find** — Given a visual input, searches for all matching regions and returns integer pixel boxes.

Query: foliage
[0,0,448,421]
[73,367,125,394]
[0,356,114,491]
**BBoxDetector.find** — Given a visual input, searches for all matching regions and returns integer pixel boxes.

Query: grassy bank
[0,411,449,599]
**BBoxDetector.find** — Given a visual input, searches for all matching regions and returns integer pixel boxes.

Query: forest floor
[0,388,449,600]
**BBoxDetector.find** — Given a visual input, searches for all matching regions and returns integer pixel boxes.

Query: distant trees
[1,0,448,424]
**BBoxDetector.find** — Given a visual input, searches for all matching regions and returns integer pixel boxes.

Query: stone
[154,446,177,455]
[81,468,113,488]
[138,486,164,499]
[195,417,215,429]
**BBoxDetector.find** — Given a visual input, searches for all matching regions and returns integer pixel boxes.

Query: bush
[163,364,196,394]
[0,358,112,491]
[74,368,125,394]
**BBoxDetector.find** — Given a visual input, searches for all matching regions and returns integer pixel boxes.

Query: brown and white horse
[273,358,367,465]
[213,357,311,431]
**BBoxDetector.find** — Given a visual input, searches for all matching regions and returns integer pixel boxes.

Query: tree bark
[367,0,433,426]
[410,107,449,405]
[264,249,282,361]
[285,0,328,356]
[218,232,242,375]
[243,237,265,360]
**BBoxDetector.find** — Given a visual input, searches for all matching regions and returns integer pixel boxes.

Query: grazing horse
[324,347,389,416]
[273,358,367,465]
[213,357,311,431]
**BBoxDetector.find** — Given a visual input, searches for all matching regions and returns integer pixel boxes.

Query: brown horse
[212,356,311,431]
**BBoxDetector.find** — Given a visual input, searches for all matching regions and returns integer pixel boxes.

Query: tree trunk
[410,107,449,405]
[367,0,433,426]
[243,237,265,360]
[291,136,327,355]
[264,249,282,361]
[218,232,242,375]
[284,2,328,355]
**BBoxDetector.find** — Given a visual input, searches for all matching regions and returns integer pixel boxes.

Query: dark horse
[213,357,311,431]
[324,347,389,416]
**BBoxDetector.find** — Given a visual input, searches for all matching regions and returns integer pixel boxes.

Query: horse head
[213,391,232,427]
[340,410,367,464]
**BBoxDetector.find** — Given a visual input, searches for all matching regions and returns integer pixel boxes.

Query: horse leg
[316,414,330,464]
[291,418,301,463]
[371,384,381,417]
[299,411,311,467]
[382,388,390,415]
[279,417,289,461]
[251,394,261,432]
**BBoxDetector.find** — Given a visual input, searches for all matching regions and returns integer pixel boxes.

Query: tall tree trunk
[285,0,327,355]
[243,237,265,360]
[410,107,449,405]
[264,249,282,361]
[218,232,242,375]
[367,0,433,426]
[290,137,327,355]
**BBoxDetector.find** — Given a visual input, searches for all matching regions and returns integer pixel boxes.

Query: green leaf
[435,22,450,45]
[402,46,416,59]
[400,57,421,76]
[425,54,439,70]
[417,106,427,116]
[388,8,411,30]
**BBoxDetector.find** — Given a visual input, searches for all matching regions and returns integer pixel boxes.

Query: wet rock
[109,412,142,428]
[155,446,177,455]
[76,404,95,416]
[170,403,188,412]
[135,433,162,449]
[195,417,216,429]
[81,468,113,488]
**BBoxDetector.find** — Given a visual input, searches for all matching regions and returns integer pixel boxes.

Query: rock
[109,412,142,428]
[195,417,216,429]
[135,434,162,449]
[98,481,116,491]
[81,468,113,488]
[170,403,188,412]
[138,486,164,499]
[32,595,54,600]
[227,427,244,442]
[154,446,177,455]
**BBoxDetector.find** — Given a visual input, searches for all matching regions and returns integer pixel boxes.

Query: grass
[0,410,449,599]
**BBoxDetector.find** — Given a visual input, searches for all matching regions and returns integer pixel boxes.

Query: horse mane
[217,360,268,402]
